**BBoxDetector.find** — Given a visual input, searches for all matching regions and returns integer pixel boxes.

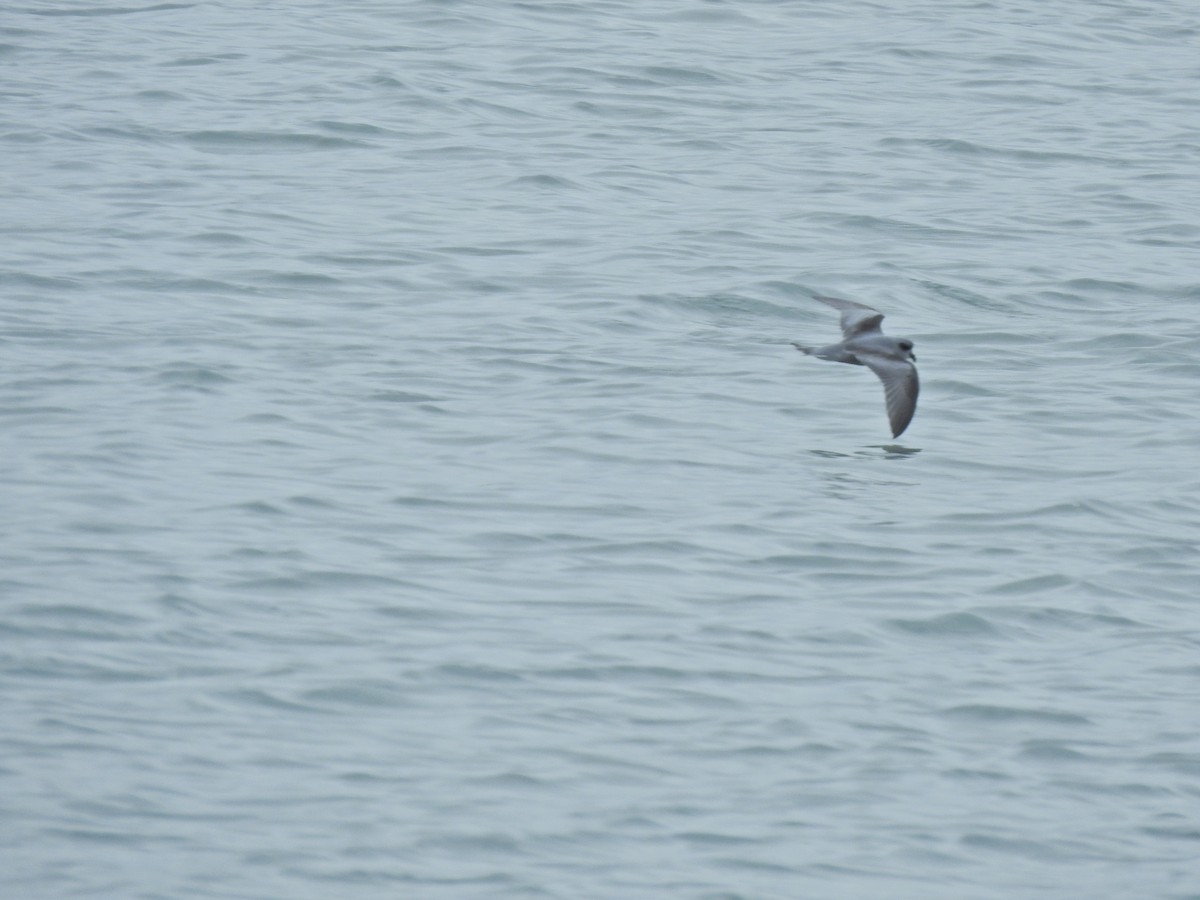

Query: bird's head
[897,339,916,362]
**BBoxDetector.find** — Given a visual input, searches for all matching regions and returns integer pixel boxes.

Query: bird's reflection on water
[809,445,921,461]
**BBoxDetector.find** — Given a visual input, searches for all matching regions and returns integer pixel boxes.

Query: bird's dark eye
[899,341,912,351]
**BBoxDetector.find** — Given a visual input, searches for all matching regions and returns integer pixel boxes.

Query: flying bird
[792,295,919,438]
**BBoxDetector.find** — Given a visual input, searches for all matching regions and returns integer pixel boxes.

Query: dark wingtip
[890,413,913,438]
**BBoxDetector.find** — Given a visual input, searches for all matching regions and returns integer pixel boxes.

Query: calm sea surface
[4,1,1200,897]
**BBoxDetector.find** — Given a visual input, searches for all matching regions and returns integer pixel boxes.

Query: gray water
[4,1,1200,897]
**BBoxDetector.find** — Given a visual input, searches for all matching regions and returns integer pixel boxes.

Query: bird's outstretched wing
[814,295,885,340]
[860,354,919,438]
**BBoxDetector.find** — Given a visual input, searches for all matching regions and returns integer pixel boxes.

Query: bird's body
[792,295,919,438]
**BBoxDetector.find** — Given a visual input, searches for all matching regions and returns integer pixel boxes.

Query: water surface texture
[4,1,1200,897]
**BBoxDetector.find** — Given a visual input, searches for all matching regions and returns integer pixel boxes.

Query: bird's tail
[790,342,814,355]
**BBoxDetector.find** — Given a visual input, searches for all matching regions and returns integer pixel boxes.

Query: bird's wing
[814,295,885,340]
[860,355,919,438]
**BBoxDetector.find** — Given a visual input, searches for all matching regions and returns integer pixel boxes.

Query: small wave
[182,130,370,153]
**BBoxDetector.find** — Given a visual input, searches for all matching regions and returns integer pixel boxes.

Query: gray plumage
[792,295,919,438]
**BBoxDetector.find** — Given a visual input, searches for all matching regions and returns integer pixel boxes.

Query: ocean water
[4,1,1200,897]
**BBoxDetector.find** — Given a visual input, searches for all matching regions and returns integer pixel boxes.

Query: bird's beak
[910,352,917,362]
